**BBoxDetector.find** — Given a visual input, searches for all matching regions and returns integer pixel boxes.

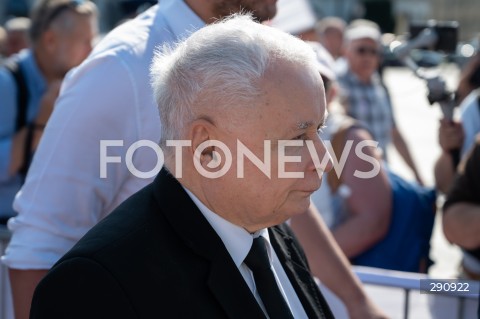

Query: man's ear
[40,28,58,54]
[189,118,217,167]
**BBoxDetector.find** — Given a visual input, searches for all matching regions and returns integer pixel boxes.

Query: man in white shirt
[3,1,386,318]
[3,1,205,317]
[30,15,333,318]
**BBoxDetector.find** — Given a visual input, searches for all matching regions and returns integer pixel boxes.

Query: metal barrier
[354,266,480,319]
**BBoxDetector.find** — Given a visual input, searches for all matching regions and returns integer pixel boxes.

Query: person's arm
[8,269,47,319]
[456,53,480,104]
[0,67,23,182]
[29,80,62,148]
[391,127,424,185]
[434,119,464,193]
[2,78,63,319]
[0,67,60,180]
[331,128,392,258]
[3,56,144,319]
[434,153,456,194]
[443,203,480,249]
[290,206,388,319]
[8,80,62,175]
[7,128,28,175]
[443,137,480,249]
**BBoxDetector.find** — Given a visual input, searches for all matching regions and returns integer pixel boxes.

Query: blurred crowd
[1,0,479,318]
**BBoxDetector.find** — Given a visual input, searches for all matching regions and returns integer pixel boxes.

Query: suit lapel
[153,169,265,319]
[269,226,335,319]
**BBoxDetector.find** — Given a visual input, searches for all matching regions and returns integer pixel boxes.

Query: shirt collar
[183,186,272,267]
[159,0,205,41]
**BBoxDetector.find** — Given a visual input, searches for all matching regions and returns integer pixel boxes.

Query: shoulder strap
[4,59,29,132]
[4,59,32,180]
[327,117,357,194]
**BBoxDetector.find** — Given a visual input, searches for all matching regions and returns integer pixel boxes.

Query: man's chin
[286,199,312,219]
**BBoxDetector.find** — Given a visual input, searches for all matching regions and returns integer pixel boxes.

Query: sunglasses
[354,46,380,56]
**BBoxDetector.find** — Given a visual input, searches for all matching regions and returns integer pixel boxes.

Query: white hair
[150,14,318,153]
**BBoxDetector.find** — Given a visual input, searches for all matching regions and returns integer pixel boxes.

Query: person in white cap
[315,17,346,60]
[337,20,424,185]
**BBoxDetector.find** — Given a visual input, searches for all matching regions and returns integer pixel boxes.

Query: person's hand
[35,80,62,126]
[438,119,464,152]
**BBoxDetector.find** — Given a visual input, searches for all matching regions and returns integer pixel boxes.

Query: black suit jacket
[30,169,334,319]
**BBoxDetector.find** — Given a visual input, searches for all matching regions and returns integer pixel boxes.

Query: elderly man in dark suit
[30,14,335,319]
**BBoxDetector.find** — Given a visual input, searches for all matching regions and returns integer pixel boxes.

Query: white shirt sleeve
[460,91,480,157]
[2,54,150,269]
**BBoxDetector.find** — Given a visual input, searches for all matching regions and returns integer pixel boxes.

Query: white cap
[268,0,317,35]
[345,24,381,43]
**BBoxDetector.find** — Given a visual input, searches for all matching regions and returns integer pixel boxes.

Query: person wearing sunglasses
[337,20,424,185]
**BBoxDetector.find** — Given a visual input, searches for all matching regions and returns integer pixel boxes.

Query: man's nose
[307,137,333,174]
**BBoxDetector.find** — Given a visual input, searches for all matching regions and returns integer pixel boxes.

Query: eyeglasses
[354,46,380,56]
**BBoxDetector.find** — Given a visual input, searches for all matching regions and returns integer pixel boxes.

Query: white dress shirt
[458,90,480,274]
[460,90,480,157]
[2,0,205,269]
[183,187,308,319]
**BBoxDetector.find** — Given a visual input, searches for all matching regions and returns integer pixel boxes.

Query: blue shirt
[0,49,46,218]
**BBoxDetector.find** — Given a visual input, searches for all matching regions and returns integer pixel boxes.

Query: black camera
[409,20,459,53]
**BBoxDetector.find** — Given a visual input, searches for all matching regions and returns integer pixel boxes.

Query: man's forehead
[349,37,379,47]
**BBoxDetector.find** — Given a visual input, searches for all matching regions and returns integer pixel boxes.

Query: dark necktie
[244,236,295,319]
